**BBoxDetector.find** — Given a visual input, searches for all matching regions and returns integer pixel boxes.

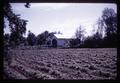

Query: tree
[100,8,117,47]
[75,25,85,42]
[27,31,36,46]
[52,39,57,48]
[3,2,30,77]
[93,32,103,47]
[90,8,117,47]
[36,31,58,46]
[95,18,105,38]
[37,33,45,45]
[4,3,28,46]
[83,8,117,48]
[36,31,49,45]
[69,38,81,48]
[102,8,117,36]
[4,34,10,45]
[83,36,94,47]
[70,25,85,47]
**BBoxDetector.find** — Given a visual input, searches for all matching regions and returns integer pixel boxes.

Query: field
[4,47,117,80]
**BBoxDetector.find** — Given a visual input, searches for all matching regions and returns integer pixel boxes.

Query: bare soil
[4,48,117,80]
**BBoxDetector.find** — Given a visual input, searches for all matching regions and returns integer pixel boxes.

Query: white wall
[57,39,66,47]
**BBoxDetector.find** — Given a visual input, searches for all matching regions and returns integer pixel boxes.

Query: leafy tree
[36,31,49,45]
[27,30,36,46]
[102,8,117,36]
[3,2,30,77]
[4,3,28,47]
[44,31,49,39]
[87,8,117,47]
[100,8,117,47]
[36,31,57,46]
[37,33,45,45]
[52,39,57,47]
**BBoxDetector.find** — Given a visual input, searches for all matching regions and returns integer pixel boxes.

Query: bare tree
[75,25,86,42]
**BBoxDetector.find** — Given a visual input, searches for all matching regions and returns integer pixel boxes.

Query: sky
[4,3,117,38]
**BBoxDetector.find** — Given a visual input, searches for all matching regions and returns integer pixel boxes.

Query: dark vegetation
[70,8,117,48]
[3,3,117,49]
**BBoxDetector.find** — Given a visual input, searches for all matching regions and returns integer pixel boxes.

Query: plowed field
[4,48,117,80]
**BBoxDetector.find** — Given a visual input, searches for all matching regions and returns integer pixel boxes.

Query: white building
[57,38,70,48]
[45,33,70,48]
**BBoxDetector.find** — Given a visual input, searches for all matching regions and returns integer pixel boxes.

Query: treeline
[4,30,58,47]
[69,8,117,48]
[26,30,57,47]
[3,3,117,48]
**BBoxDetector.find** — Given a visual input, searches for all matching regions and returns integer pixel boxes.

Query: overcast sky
[4,3,117,38]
